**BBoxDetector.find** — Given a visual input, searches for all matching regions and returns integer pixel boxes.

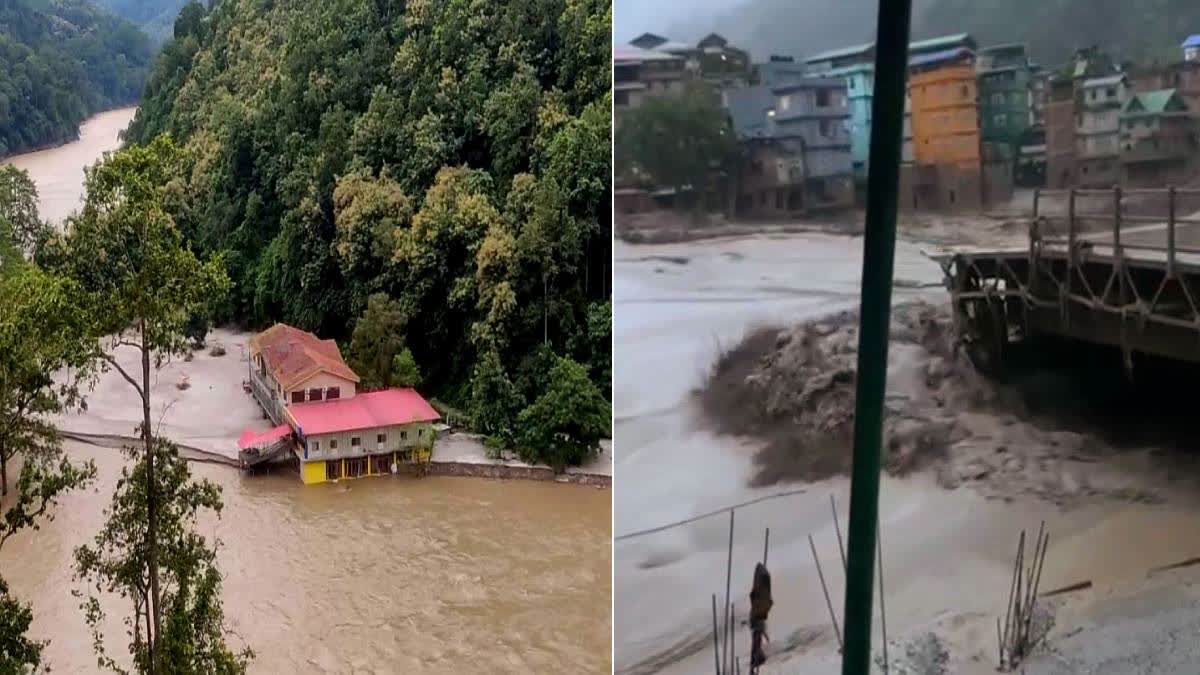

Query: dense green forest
[125,0,612,456]
[673,0,1199,66]
[0,0,153,157]
[93,0,193,43]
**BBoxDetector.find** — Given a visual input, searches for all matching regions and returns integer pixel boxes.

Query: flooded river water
[613,236,1200,674]
[0,109,612,674]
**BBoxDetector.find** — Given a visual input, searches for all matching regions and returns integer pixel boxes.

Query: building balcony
[1121,140,1193,164]
[248,368,285,425]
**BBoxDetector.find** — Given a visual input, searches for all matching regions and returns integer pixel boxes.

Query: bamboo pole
[810,533,843,652]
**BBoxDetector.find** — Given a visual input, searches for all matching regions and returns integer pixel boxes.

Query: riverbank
[2,107,137,224]
[49,327,611,488]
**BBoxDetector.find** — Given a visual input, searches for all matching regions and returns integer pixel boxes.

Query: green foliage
[0,265,96,496]
[515,355,610,470]
[469,350,525,442]
[391,348,423,389]
[60,135,231,365]
[0,576,41,673]
[348,293,409,390]
[92,0,196,44]
[122,0,612,434]
[73,440,253,674]
[0,166,47,261]
[0,0,153,158]
[615,83,736,203]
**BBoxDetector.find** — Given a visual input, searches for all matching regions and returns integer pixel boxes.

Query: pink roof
[285,388,440,436]
[237,423,293,450]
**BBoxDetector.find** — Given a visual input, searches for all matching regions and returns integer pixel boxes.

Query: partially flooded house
[241,323,440,484]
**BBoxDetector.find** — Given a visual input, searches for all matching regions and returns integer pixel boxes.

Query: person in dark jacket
[749,562,772,672]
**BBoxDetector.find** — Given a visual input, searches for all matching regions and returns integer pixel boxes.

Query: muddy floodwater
[2,106,136,224]
[2,444,611,673]
[0,109,612,673]
[613,235,1200,674]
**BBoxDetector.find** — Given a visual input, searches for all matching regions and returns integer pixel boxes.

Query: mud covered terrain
[697,301,1200,506]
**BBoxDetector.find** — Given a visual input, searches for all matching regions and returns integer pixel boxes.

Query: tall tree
[615,83,736,211]
[347,293,409,389]
[0,166,48,261]
[59,135,230,670]
[515,355,610,470]
[74,441,252,674]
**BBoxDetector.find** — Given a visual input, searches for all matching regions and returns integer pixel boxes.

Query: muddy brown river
[0,109,612,673]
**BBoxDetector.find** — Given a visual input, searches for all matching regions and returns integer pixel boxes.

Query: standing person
[749,562,773,673]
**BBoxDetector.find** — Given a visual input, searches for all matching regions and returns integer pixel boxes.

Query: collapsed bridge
[931,187,1200,376]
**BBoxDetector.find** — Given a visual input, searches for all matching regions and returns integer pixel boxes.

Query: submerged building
[241,323,440,484]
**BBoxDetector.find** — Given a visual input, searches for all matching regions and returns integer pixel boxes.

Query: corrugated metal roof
[909,47,973,68]
[613,45,682,63]
[1182,35,1200,48]
[237,424,292,450]
[910,33,973,51]
[1082,74,1125,88]
[287,389,440,436]
[249,324,360,390]
[1123,88,1181,116]
[804,41,874,64]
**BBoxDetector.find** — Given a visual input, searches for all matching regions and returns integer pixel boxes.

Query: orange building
[909,50,980,169]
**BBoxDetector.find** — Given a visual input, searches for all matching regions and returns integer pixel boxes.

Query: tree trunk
[139,323,161,673]
[1,449,7,497]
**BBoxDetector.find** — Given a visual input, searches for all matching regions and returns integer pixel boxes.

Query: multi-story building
[242,323,440,484]
[613,45,688,124]
[803,33,975,181]
[977,44,1035,151]
[1185,34,1200,63]
[1120,89,1199,187]
[725,78,854,217]
[695,33,752,88]
[1076,74,1128,187]
[908,47,985,209]
[754,54,810,88]
[1044,47,1119,188]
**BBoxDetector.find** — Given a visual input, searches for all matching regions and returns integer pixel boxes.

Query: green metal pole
[841,1,913,674]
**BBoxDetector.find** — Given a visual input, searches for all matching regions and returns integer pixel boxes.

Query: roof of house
[910,33,974,53]
[249,323,360,390]
[910,47,974,68]
[630,32,668,49]
[1123,88,1185,116]
[805,41,874,64]
[1082,73,1126,88]
[1183,34,1200,48]
[237,423,293,450]
[613,44,683,64]
[698,33,729,48]
[287,388,440,436]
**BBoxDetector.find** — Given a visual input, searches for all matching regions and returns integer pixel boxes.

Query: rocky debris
[698,300,1164,505]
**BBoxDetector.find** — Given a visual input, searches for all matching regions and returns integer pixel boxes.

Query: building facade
[909,48,985,209]
[1076,74,1128,187]
[977,44,1034,151]
[247,324,360,425]
[1120,89,1199,187]
[805,42,875,179]
[1185,35,1200,64]
[613,45,688,124]
[725,79,854,218]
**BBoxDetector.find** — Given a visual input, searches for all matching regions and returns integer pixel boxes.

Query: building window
[779,95,791,110]
[377,433,386,445]
[1106,87,1116,98]
[308,388,323,401]
[326,459,341,480]
[816,88,831,106]
[614,90,629,106]
[329,439,338,450]
[992,93,1004,105]
[775,190,784,209]
[418,428,424,438]
[994,114,1006,127]
[291,391,305,404]
[401,430,408,440]
[326,387,340,400]
[961,85,969,99]
[351,436,361,448]
[311,440,320,454]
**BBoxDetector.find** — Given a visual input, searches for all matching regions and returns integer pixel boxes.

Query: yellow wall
[301,460,326,484]
[910,64,981,168]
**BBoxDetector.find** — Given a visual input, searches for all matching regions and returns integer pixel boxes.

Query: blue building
[804,34,977,180]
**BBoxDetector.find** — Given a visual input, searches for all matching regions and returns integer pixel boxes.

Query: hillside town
[615,31,1200,218]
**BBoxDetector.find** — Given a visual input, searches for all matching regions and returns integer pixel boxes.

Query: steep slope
[124,0,612,409]
[92,0,192,43]
[0,0,153,157]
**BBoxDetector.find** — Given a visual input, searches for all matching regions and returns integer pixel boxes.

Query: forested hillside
[673,0,1198,66]
[125,0,612,451]
[92,0,192,43]
[0,0,152,157]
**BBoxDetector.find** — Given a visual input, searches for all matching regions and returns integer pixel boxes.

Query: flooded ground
[2,106,136,224]
[613,234,1200,674]
[1,110,612,674]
